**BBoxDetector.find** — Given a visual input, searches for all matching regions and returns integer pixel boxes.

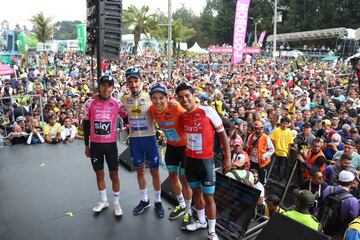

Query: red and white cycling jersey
[182,105,224,159]
[84,97,127,143]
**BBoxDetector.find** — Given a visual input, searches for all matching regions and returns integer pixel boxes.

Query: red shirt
[182,106,224,159]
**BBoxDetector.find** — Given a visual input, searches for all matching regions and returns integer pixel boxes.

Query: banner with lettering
[232,0,251,64]
[257,31,267,46]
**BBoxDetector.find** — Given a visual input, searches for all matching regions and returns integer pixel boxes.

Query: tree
[123,5,158,55]
[1,20,10,40]
[53,21,81,40]
[30,12,54,43]
[171,19,197,55]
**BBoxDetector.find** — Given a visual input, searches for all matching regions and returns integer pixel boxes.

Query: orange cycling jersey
[149,100,186,147]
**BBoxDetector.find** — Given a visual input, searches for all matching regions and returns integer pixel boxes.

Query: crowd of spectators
[1,49,360,238]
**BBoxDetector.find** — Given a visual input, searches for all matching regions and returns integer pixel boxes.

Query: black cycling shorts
[90,142,119,171]
[185,157,216,194]
[165,144,186,174]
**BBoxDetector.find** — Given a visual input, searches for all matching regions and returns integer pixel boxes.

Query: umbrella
[0,64,14,76]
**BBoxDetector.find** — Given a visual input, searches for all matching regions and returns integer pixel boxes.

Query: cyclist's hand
[85,146,91,158]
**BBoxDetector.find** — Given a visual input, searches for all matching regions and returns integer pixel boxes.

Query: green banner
[17,33,27,53]
[76,24,86,54]
[0,55,11,64]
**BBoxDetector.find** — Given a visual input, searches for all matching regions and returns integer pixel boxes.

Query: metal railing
[0,94,44,146]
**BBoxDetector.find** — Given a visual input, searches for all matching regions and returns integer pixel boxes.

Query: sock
[100,189,107,202]
[155,190,161,203]
[113,191,120,205]
[140,188,148,202]
[208,219,216,234]
[197,209,206,224]
[185,199,192,214]
[176,194,186,209]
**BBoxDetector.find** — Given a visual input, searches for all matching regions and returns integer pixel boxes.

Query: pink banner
[209,47,260,54]
[257,31,267,46]
[232,0,251,64]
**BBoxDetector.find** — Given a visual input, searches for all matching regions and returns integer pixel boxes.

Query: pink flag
[232,0,251,64]
[257,31,267,46]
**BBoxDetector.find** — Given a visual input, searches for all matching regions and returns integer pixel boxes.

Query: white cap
[339,170,355,183]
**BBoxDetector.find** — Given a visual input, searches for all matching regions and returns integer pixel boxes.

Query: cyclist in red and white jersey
[83,75,127,217]
[175,82,231,240]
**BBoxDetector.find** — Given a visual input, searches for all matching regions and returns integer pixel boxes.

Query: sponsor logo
[94,121,111,135]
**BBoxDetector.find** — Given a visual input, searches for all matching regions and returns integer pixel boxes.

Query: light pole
[249,17,263,44]
[168,0,172,82]
[273,0,277,57]
[266,0,287,57]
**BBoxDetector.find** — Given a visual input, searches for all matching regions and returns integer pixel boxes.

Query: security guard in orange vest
[297,137,326,179]
[283,190,320,231]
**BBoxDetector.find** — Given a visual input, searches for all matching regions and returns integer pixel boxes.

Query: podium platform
[0,141,209,240]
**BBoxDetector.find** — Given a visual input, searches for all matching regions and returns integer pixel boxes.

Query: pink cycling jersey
[84,97,127,143]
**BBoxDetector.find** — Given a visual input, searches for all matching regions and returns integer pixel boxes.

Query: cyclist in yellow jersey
[122,67,164,218]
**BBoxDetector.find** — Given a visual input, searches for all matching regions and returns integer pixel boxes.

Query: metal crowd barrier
[0,94,44,146]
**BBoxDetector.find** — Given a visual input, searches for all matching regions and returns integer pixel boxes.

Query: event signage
[232,0,251,64]
[257,31,267,46]
[210,47,260,54]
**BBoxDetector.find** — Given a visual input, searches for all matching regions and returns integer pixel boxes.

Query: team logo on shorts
[94,121,111,135]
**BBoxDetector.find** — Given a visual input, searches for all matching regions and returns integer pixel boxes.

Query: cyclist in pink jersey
[175,82,231,240]
[83,75,127,217]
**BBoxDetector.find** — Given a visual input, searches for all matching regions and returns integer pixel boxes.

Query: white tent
[187,42,209,54]
[345,52,360,64]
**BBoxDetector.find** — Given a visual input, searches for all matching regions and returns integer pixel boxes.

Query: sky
[1,0,207,29]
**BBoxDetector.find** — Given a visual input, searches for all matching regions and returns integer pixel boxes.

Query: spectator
[320,170,359,237]
[262,194,284,218]
[231,138,250,170]
[246,121,275,184]
[225,158,254,186]
[324,153,357,185]
[9,116,28,145]
[324,133,344,161]
[251,169,265,212]
[44,115,61,144]
[283,190,320,231]
[338,124,352,143]
[333,139,360,171]
[297,138,326,179]
[26,118,45,145]
[299,171,328,215]
[60,117,76,144]
[271,117,294,181]
[343,216,360,240]
[295,122,316,154]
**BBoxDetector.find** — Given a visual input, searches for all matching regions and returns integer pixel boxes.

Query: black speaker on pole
[255,212,330,240]
[86,0,122,60]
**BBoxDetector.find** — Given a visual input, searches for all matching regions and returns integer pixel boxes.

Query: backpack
[318,186,353,235]
[229,170,253,187]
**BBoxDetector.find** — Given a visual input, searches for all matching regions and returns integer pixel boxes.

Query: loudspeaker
[255,212,330,240]
[86,0,122,59]
[118,144,135,171]
[6,30,17,52]
[161,177,178,205]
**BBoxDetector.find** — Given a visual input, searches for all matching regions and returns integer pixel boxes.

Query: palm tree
[123,5,158,55]
[171,19,197,56]
[30,12,54,43]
